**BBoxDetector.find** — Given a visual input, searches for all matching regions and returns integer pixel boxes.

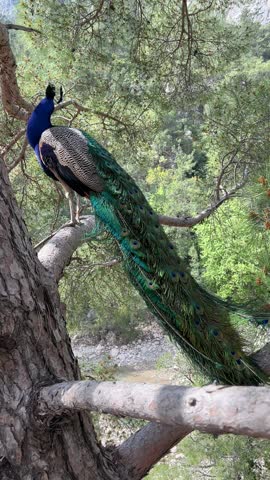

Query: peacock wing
[39,127,104,195]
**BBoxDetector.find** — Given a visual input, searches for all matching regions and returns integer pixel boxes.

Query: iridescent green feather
[82,130,268,386]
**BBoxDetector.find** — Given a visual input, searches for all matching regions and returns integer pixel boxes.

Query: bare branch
[7,136,28,172]
[54,99,90,113]
[93,110,130,129]
[0,23,33,120]
[37,381,270,439]
[79,0,105,27]
[69,258,121,270]
[5,23,41,34]
[37,216,95,282]
[114,422,191,480]
[160,173,249,227]
[215,150,239,201]
[55,101,128,128]
[0,128,26,156]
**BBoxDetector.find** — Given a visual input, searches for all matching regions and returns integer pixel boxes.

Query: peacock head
[45,83,56,100]
[35,83,56,116]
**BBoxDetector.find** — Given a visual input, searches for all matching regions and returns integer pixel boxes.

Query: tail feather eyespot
[179,271,189,283]
[130,239,141,250]
[121,229,129,237]
[147,280,159,290]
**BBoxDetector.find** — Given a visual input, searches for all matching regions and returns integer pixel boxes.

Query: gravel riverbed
[72,324,179,372]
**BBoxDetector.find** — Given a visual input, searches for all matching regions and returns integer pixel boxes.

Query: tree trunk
[0,154,121,479]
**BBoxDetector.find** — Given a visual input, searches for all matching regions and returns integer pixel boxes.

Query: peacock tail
[36,121,268,386]
[81,131,268,386]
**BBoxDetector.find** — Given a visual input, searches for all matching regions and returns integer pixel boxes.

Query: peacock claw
[61,220,81,228]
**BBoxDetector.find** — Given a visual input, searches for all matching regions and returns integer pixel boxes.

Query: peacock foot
[61,219,81,228]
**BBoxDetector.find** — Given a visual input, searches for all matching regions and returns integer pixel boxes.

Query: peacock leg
[48,170,80,227]
[66,190,76,226]
[62,185,80,227]
[75,194,80,223]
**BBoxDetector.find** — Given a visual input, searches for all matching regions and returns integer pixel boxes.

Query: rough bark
[0,24,32,120]
[0,154,122,479]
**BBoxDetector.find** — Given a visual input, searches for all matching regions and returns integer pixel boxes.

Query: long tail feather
[84,131,268,385]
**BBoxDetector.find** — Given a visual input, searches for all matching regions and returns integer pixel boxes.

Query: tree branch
[114,422,191,480]
[160,173,249,227]
[0,128,26,156]
[37,381,270,439]
[0,23,33,120]
[7,136,28,172]
[54,99,90,113]
[55,100,128,128]
[5,23,41,34]
[38,216,95,282]
[36,212,270,476]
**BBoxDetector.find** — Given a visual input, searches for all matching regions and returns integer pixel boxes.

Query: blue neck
[27,98,54,149]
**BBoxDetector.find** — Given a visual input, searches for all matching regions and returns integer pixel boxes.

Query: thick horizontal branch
[37,380,270,439]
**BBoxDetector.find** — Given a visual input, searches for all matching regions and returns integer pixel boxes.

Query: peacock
[27,84,269,386]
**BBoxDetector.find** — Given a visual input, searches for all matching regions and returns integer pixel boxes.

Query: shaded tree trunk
[0,155,121,479]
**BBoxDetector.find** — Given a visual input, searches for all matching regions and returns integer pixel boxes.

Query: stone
[110,347,119,357]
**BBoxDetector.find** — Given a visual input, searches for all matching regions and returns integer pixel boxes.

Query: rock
[106,332,116,344]
[110,347,119,357]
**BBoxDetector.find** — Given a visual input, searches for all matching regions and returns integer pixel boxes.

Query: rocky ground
[72,323,179,372]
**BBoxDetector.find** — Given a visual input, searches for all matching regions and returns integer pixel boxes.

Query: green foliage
[196,188,270,304]
[149,433,270,480]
